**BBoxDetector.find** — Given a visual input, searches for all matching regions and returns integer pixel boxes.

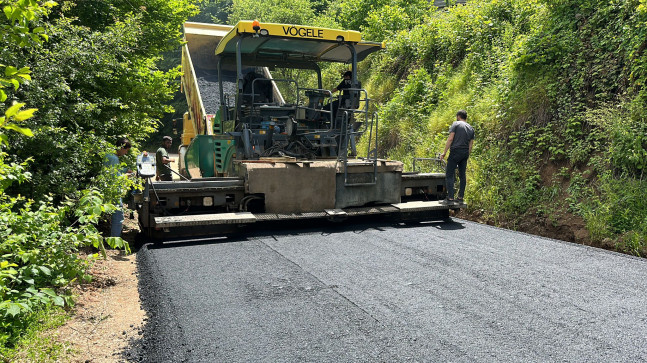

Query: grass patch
[0,306,73,362]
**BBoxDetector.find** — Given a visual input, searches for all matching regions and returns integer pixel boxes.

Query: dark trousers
[330,99,340,121]
[327,97,350,122]
[446,148,469,199]
[159,174,172,181]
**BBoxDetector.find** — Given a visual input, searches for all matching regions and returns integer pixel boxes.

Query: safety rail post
[338,111,350,165]
[412,156,446,173]
[339,111,352,186]
[362,111,378,186]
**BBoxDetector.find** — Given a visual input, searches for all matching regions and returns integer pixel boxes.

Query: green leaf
[3,123,34,136]
[52,296,65,306]
[105,237,131,254]
[38,266,51,276]
[10,8,22,22]
[0,90,6,102]
[5,303,21,317]
[64,295,75,307]
[3,6,12,20]
[4,66,18,76]
[41,287,56,297]
[14,107,37,121]
[5,102,25,117]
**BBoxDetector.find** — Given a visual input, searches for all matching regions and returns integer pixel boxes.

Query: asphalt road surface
[134,219,647,362]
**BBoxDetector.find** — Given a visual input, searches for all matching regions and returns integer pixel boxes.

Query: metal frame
[249,77,299,106]
[412,157,446,172]
[339,111,379,187]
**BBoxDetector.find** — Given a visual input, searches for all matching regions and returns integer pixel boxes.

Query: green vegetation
[0,306,70,361]
[360,0,647,255]
[0,0,197,354]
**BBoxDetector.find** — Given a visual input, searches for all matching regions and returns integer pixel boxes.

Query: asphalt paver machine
[133,21,463,239]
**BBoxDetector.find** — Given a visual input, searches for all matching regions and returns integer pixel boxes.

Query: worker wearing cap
[327,70,356,121]
[332,70,353,96]
[156,136,175,181]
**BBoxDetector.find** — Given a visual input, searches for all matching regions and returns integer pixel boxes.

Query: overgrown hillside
[360,0,647,255]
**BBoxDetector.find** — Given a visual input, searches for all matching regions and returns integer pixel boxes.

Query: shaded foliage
[3,1,195,200]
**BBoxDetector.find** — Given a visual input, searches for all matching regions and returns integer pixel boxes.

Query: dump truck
[132,21,463,239]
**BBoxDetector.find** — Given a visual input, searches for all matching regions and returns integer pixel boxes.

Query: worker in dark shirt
[332,70,353,96]
[156,136,175,181]
[327,70,355,121]
[439,110,475,205]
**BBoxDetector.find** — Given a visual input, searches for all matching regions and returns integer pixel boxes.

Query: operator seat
[242,72,273,105]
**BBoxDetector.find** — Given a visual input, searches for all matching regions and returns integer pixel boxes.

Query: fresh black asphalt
[130,219,647,362]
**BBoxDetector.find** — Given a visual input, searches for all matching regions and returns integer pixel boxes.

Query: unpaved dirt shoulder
[55,248,145,362]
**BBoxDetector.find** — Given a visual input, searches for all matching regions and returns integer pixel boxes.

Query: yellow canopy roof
[215,20,384,65]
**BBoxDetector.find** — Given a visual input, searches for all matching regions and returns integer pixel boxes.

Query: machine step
[153,202,461,229]
[391,200,465,212]
[154,212,256,228]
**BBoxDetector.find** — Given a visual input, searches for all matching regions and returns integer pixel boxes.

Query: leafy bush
[1,1,193,202]
[360,0,429,42]
[0,153,131,347]
[0,0,190,353]
[229,0,316,24]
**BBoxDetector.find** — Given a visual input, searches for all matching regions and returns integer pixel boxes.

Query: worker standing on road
[105,137,132,237]
[156,136,175,181]
[439,110,474,205]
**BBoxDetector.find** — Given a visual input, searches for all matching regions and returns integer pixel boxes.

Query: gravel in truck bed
[195,68,237,114]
